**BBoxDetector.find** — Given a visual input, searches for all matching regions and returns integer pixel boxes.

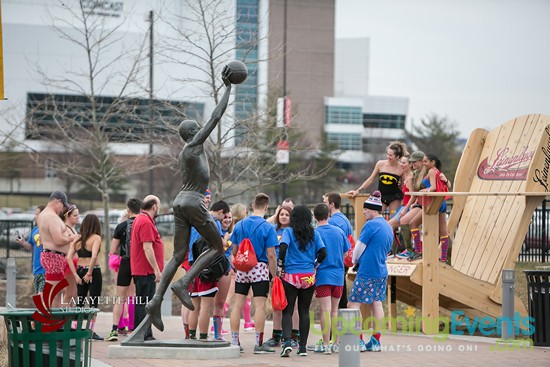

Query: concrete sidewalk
[88,312,549,367]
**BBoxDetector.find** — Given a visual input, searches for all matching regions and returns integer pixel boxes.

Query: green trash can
[0,308,99,367]
[524,270,550,347]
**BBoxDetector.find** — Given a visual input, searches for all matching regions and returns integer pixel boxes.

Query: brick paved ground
[90,312,549,367]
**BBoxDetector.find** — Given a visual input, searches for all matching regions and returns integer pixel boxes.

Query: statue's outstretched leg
[145,227,190,331]
[121,314,152,345]
[145,250,189,331]
[171,247,220,310]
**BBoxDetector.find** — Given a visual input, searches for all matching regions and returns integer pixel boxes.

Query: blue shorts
[390,206,406,221]
[349,275,387,304]
[439,201,447,214]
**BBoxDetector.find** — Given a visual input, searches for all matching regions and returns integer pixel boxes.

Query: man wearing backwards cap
[347,191,393,353]
[37,191,78,307]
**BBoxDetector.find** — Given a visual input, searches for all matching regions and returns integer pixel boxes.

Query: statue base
[108,339,240,360]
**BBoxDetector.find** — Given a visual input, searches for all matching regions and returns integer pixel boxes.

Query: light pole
[281,0,288,200]
[148,10,154,194]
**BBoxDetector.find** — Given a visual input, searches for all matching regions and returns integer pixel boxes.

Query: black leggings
[281,279,315,347]
[76,266,103,308]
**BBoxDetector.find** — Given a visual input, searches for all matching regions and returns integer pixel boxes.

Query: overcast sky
[335,0,550,138]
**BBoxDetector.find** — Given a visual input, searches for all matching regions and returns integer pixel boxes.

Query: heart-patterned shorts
[235,262,269,283]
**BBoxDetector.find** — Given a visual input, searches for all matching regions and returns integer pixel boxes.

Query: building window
[363,113,406,129]
[325,106,362,125]
[327,133,361,151]
[234,0,260,146]
[25,93,204,141]
[45,160,57,179]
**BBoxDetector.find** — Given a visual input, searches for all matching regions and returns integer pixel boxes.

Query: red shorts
[41,250,66,281]
[189,277,218,297]
[315,284,344,299]
[64,257,78,277]
[181,258,190,271]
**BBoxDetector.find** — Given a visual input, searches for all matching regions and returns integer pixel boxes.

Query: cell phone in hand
[15,230,22,240]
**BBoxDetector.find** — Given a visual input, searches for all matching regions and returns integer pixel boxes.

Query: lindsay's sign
[532,126,550,192]
[477,146,534,180]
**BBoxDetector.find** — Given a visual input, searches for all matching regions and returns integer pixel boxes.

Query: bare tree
[18,0,173,270]
[406,113,462,183]
[158,0,336,201]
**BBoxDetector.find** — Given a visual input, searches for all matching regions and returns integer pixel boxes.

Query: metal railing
[0,220,34,258]
[519,199,549,263]
[338,201,548,263]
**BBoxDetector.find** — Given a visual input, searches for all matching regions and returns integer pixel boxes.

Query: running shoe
[254,343,276,354]
[264,338,281,347]
[364,336,381,352]
[359,339,367,352]
[408,251,423,261]
[104,330,118,342]
[280,341,292,357]
[396,249,413,259]
[307,338,323,351]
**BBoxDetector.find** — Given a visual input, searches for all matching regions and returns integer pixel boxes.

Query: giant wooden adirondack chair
[347,114,550,333]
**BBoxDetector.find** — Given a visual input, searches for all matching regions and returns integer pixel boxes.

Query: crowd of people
[16,141,452,357]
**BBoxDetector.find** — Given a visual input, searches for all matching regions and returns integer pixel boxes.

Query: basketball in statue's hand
[225,60,248,84]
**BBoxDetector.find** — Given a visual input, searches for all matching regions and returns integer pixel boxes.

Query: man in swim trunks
[37,191,77,307]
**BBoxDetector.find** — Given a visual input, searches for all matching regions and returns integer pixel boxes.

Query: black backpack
[191,237,230,283]
[120,218,134,259]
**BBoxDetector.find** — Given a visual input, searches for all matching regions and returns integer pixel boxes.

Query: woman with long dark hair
[67,213,103,340]
[278,205,326,357]
[406,152,452,261]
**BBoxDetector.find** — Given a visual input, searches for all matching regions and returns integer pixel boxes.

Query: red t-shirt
[130,212,164,276]
[402,182,411,206]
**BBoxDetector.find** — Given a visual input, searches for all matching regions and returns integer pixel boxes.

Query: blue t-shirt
[221,228,232,259]
[188,215,223,263]
[280,227,325,274]
[315,224,349,286]
[231,216,278,263]
[273,225,286,258]
[422,176,447,213]
[29,226,44,275]
[356,217,393,278]
[328,212,352,237]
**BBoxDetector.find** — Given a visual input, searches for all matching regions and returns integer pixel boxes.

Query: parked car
[81,209,126,235]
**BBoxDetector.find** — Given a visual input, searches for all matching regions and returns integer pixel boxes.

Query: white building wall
[363,95,409,115]
[0,0,272,197]
[334,37,369,98]
[1,0,247,154]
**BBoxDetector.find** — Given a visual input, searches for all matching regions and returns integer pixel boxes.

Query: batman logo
[380,174,398,185]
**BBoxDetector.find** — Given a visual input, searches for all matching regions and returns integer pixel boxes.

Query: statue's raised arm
[190,66,232,147]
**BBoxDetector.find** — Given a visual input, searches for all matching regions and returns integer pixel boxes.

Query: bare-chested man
[143,66,232,333]
[37,191,77,307]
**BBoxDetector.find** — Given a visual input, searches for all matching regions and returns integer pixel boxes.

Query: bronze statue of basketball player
[143,66,232,333]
